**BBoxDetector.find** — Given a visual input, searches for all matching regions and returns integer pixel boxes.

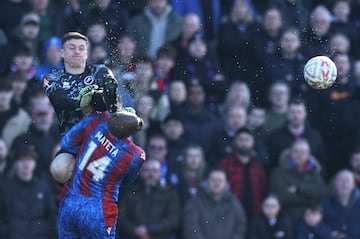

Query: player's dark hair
[133,55,153,67]
[351,146,360,156]
[62,32,89,47]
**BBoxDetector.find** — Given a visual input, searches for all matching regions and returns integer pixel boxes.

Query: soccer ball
[303,56,337,90]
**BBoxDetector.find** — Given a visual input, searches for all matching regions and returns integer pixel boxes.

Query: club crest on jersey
[84,76,95,85]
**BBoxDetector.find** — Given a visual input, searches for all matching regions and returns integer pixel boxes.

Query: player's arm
[96,66,120,113]
[121,151,145,187]
[43,74,80,111]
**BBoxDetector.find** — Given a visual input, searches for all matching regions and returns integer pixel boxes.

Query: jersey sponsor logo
[84,76,95,85]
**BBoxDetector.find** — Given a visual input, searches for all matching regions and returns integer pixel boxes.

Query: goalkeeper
[43,32,120,183]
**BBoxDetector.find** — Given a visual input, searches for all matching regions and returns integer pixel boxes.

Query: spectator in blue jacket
[322,170,360,239]
[295,204,333,239]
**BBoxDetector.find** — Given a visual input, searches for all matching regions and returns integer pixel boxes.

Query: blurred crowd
[1,0,360,238]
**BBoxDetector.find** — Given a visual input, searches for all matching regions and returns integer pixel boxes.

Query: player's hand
[103,75,118,113]
[77,85,100,115]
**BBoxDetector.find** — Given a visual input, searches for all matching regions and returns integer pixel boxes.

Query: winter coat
[0,177,57,239]
[183,183,247,239]
[248,213,293,239]
[270,156,328,223]
[117,181,180,239]
[322,188,360,239]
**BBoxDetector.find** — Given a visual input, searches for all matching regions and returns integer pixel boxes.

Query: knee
[50,153,75,183]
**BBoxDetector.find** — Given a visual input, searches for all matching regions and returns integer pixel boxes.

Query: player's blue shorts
[58,193,118,239]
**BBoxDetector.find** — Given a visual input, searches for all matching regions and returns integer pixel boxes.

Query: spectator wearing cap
[0,0,31,37]
[127,0,182,58]
[0,144,57,239]
[322,170,360,239]
[0,80,31,149]
[9,12,41,57]
[219,127,268,221]
[0,13,40,77]
[266,99,326,173]
[35,36,63,80]
[12,91,59,179]
[270,139,327,224]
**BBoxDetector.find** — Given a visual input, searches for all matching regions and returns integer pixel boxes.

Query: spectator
[160,114,187,165]
[266,99,326,171]
[301,5,332,58]
[0,138,9,178]
[322,170,360,239]
[0,80,31,148]
[349,147,360,187]
[86,0,128,41]
[329,32,351,56]
[117,159,180,239]
[220,127,268,220]
[270,139,328,223]
[0,0,31,37]
[295,204,333,239]
[10,44,38,81]
[218,80,251,116]
[272,0,309,30]
[35,36,63,80]
[183,168,247,239]
[86,21,110,50]
[127,0,182,58]
[146,134,172,186]
[153,44,177,93]
[247,105,269,165]
[178,82,222,165]
[0,144,57,239]
[89,42,109,65]
[133,94,161,148]
[175,33,226,112]
[111,33,137,84]
[29,0,59,42]
[218,0,256,83]
[168,80,187,115]
[250,6,284,105]
[170,143,207,206]
[263,27,307,98]
[9,13,41,62]
[7,71,28,107]
[170,13,201,62]
[170,0,221,43]
[248,194,293,239]
[214,105,248,161]
[263,81,290,133]
[308,53,357,178]
[12,91,59,179]
[54,0,87,36]
[331,0,355,42]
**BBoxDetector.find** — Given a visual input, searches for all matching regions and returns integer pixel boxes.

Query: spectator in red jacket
[219,127,268,220]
